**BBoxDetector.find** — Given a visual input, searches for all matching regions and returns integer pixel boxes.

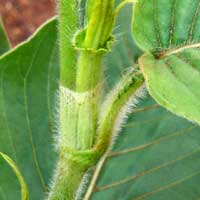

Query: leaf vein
[133,170,200,200]
[132,103,159,114]
[108,125,196,157]
[187,0,200,43]
[23,36,47,190]
[95,147,200,192]
[153,0,163,48]
[169,0,177,47]
[1,65,18,162]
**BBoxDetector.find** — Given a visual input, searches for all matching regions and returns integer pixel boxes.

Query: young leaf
[139,51,200,125]
[0,18,10,55]
[0,18,59,199]
[133,0,200,124]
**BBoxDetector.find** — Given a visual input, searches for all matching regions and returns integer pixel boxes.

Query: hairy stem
[49,1,144,199]
[48,159,83,200]
[95,70,144,153]
[48,148,100,200]
[49,0,116,199]
[48,153,91,200]
[83,70,144,199]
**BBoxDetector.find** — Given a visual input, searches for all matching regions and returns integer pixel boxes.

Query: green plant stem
[95,70,144,153]
[84,0,115,49]
[48,155,87,200]
[49,1,116,200]
[76,0,115,91]
[74,0,115,155]
[86,0,95,21]
[73,0,116,152]
[60,87,99,150]
[48,148,100,200]
[76,51,103,92]
[59,0,78,88]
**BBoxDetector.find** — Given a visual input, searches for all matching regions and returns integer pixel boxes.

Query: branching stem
[95,70,144,153]
[49,1,144,199]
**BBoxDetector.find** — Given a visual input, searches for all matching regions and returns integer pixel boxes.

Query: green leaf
[139,51,200,125]
[0,18,10,55]
[133,0,200,124]
[87,95,200,200]
[81,2,200,199]
[0,17,59,199]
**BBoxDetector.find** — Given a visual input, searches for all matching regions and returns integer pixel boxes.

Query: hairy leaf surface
[0,18,59,199]
[133,0,200,124]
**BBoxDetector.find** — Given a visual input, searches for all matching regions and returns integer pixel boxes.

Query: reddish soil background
[0,0,56,46]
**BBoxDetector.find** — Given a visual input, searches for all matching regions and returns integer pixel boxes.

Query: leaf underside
[0,18,59,199]
[133,0,200,124]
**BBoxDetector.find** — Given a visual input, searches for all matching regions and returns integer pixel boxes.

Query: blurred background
[0,0,55,46]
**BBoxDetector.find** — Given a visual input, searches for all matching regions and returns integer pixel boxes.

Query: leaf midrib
[108,125,196,158]
[160,43,200,58]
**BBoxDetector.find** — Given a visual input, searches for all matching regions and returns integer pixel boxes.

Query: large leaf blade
[133,0,200,124]
[88,95,200,200]
[0,18,59,199]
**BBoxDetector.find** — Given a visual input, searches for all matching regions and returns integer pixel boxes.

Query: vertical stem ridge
[59,0,78,88]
